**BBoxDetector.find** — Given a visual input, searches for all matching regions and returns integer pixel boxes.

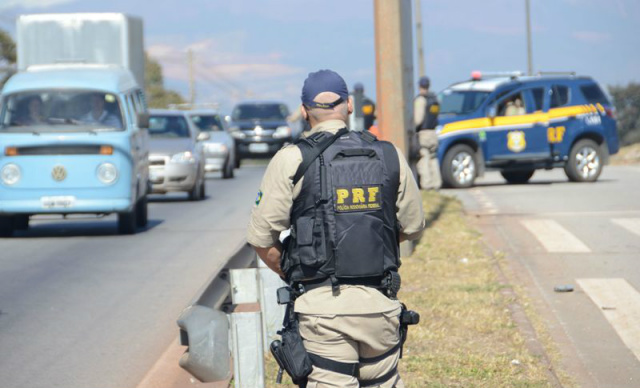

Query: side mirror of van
[197,132,211,142]
[488,105,497,119]
[137,113,150,129]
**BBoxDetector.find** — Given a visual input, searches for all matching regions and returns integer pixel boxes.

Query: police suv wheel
[565,139,602,182]
[501,170,535,184]
[442,144,477,188]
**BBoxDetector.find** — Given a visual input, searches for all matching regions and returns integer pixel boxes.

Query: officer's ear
[300,105,309,121]
[347,96,354,115]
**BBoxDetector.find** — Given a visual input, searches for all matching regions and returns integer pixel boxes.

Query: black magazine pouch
[330,148,385,278]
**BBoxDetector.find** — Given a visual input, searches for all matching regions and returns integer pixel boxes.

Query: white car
[187,110,236,179]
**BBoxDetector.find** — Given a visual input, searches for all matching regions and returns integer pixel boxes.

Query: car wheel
[0,216,15,237]
[199,177,206,199]
[565,139,603,182]
[117,208,137,235]
[501,170,535,184]
[135,196,148,228]
[235,155,241,169]
[442,144,477,188]
[222,158,234,179]
[189,175,203,201]
[14,215,30,230]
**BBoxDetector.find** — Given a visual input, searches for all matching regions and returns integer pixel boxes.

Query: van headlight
[1,163,21,185]
[273,126,291,139]
[171,151,196,164]
[97,163,118,184]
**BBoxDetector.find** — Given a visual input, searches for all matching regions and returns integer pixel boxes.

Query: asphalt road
[0,166,266,388]
[443,164,640,388]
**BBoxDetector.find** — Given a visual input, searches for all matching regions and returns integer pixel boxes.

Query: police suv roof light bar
[470,71,525,81]
[535,71,577,77]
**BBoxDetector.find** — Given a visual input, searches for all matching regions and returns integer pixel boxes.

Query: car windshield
[190,114,224,131]
[0,90,124,132]
[231,104,288,121]
[439,90,491,115]
[149,115,191,138]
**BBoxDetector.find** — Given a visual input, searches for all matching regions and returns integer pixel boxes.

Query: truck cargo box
[16,13,144,87]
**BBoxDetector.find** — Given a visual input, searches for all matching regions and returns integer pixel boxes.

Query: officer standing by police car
[247,70,425,388]
[413,76,442,190]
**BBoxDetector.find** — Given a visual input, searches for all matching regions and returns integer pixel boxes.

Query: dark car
[228,101,293,164]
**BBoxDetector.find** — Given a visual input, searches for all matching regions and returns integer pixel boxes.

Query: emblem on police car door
[507,131,526,153]
[52,165,67,182]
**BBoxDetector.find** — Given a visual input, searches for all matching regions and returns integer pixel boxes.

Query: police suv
[436,71,619,187]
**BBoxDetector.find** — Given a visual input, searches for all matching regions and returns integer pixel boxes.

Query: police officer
[413,76,442,190]
[349,82,376,132]
[247,69,425,388]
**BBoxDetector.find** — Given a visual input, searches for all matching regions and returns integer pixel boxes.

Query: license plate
[249,143,269,153]
[41,196,76,209]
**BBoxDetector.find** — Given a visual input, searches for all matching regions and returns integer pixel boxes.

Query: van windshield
[439,90,490,115]
[0,90,124,132]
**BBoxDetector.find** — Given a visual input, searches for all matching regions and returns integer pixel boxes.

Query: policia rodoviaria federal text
[247,70,426,388]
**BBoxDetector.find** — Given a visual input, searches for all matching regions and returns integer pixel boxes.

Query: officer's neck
[305,119,348,137]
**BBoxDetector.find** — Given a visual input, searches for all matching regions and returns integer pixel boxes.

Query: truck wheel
[235,157,241,169]
[118,209,137,235]
[135,196,148,228]
[442,144,477,188]
[0,216,15,237]
[14,215,30,230]
[565,139,602,182]
[501,170,535,184]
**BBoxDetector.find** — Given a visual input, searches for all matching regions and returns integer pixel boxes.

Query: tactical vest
[281,128,401,286]
[418,92,440,131]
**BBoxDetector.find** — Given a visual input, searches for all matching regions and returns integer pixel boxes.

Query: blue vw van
[0,65,150,236]
[436,72,619,187]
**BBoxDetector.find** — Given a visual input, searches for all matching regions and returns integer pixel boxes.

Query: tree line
[0,28,184,108]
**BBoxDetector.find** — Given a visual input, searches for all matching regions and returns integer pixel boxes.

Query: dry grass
[265,191,558,387]
[611,143,640,165]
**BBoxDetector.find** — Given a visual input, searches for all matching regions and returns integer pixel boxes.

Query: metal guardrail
[177,240,257,382]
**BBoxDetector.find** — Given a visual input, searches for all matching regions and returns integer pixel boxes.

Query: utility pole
[414,0,425,78]
[188,49,196,105]
[525,0,533,75]
[373,0,414,156]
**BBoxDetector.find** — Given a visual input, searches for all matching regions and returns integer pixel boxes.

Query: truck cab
[0,13,149,236]
[437,72,619,187]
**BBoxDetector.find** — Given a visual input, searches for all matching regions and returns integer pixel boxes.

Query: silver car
[148,110,206,200]
[187,110,236,179]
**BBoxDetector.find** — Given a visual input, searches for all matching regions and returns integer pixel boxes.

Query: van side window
[531,88,544,111]
[125,94,135,126]
[550,85,569,108]
[137,90,148,112]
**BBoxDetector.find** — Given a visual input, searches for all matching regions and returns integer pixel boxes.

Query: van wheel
[118,209,137,235]
[501,170,535,184]
[565,139,603,182]
[0,216,15,237]
[135,196,148,228]
[442,144,477,188]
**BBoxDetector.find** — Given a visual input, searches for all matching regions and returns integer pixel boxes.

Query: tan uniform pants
[298,307,404,388]
[416,130,442,190]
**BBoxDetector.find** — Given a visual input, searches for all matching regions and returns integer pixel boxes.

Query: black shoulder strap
[292,127,349,185]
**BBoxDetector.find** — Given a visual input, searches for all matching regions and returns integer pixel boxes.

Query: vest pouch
[294,216,325,268]
[335,213,385,278]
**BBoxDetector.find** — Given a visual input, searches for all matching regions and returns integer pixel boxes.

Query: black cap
[301,69,349,109]
[419,76,430,89]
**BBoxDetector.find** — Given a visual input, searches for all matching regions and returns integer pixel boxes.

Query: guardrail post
[230,267,265,388]
[258,259,286,352]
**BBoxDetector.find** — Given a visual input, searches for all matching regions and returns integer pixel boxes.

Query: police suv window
[580,84,610,105]
[550,85,569,108]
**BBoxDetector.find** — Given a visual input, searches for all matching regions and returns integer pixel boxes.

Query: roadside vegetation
[611,143,640,165]
[266,191,567,388]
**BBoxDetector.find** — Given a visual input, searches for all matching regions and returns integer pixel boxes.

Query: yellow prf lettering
[352,188,365,204]
[336,189,349,204]
[367,186,379,203]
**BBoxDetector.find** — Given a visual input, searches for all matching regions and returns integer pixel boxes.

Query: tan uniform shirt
[247,119,425,314]
[414,95,427,129]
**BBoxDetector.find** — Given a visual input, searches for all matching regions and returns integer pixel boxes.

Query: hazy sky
[1,0,638,113]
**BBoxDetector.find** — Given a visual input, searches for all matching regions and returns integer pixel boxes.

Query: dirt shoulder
[611,143,640,165]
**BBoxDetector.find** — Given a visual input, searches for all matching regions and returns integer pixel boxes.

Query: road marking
[577,278,640,363]
[520,219,590,252]
[612,218,640,238]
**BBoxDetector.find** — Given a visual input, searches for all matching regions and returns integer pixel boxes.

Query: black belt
[295,276,384,294]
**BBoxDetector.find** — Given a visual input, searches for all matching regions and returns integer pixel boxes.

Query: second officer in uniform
[248,70,425,387]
